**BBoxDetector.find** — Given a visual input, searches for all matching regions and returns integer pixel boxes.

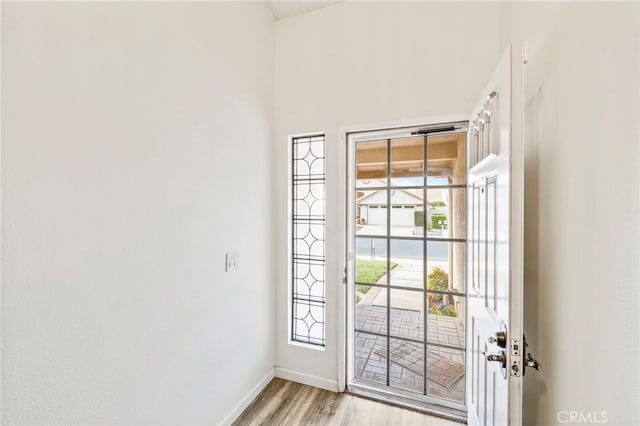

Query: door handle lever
[520,335,541,375]
[483,350,507,368]
[524,352,541,372]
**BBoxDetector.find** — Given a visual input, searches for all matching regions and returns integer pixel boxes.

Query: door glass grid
[353,132,467,404]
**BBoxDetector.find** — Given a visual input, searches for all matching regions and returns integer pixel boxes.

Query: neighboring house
[357,189,423,226]
[356,185,449,227]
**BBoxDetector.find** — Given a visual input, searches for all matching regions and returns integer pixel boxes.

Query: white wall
[500,2,640,425]
[275,1,500,388]
[1,2,275,424]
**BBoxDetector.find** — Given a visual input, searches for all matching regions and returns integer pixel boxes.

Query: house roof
[357,188,423,205]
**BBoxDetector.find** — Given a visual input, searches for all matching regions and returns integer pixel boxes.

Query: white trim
[287,339,325,352]
[275,367,340,392]
[337,128,348,392]
[508,41,526,426]
[219,367,275,426]
[0,3,3,419]
[287,135,293,349]
[349,382,466,423]
[340,114,468,140]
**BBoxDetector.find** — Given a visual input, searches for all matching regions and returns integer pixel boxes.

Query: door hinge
[522,42,529,64]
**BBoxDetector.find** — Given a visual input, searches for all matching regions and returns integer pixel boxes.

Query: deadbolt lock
[488,331,507,348]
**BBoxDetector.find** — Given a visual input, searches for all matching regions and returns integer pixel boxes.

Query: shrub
[431,200,446,207]
[428,267,448,304]
[428,267,448,292]
[431,213,447,229]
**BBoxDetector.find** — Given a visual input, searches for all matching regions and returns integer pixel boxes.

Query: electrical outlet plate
[226,251,239,272]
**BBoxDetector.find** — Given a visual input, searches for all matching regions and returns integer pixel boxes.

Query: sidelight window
[290,134,326,347]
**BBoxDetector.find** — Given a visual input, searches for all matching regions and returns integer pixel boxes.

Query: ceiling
[267,1,342,20]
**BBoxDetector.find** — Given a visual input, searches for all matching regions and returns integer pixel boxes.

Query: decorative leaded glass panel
[291,134,325,346]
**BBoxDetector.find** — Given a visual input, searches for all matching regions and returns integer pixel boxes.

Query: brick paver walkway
[355,284,466,403]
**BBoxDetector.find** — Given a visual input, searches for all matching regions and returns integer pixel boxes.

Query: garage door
[391,206,414,226]
[366,206,386,225]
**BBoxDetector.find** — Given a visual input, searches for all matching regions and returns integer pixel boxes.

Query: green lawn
[355,258,397,293]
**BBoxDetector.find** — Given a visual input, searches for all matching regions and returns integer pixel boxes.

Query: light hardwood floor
[232,378,463,426]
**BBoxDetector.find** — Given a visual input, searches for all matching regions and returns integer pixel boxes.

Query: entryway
[345,123,468,417]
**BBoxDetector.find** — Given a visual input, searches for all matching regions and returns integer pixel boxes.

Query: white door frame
[337,113,468,400]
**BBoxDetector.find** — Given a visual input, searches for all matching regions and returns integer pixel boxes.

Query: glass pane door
[350,130,467,408]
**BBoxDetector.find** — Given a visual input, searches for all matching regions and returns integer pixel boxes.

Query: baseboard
[219,367,275,426]
[274,367,339,392]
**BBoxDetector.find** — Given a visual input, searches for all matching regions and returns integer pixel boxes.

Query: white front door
[466,43,532,426]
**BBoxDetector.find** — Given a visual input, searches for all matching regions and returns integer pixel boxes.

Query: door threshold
[347,382,467,424]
